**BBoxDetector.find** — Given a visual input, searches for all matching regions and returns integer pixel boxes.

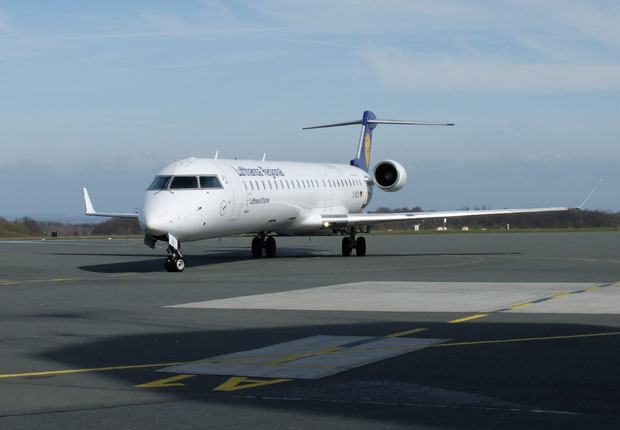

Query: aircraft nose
[139,210,169,236]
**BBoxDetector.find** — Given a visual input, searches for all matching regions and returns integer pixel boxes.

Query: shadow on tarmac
[37,249,522,274]
[37,319,620,429]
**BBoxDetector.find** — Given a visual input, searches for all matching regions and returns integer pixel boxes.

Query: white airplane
[83,110,584,272]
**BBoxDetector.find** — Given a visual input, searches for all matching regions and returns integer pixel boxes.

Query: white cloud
[0,11,13,34]
[543,0,620,49]
[359,49,620,92]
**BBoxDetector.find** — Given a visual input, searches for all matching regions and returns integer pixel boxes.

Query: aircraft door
[228,176,243,221]
[217,168,243,222]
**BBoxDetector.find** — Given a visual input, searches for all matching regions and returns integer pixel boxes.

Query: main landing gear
[251,232,276,258]
[342,227,366,257]
[165,234,185,272]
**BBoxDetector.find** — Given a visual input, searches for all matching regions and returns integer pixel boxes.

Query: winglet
[81,187,139,218]
[83,188,96,215]
[577,179,602,209]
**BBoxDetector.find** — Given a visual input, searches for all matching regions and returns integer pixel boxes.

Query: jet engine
[372,160,407,192]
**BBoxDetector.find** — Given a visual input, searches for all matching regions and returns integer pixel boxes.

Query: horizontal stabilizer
[303,110,454,172]
[303,119,454,130]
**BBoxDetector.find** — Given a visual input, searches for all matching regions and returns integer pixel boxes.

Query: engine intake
[372,160,407,192]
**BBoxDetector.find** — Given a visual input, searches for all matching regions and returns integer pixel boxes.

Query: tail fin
[352,110,377,171]
[303,110,454,172]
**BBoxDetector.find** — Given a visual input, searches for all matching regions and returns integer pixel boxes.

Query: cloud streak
[359,50,620,92]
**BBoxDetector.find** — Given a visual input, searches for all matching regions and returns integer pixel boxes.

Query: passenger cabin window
[148,176,171,190]
[170,176,198,189]
[199,176,222,188]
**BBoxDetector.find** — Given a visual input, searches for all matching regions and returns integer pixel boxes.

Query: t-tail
[303,110,454,172]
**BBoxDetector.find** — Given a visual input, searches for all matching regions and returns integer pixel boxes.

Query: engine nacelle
[372,160,407,192]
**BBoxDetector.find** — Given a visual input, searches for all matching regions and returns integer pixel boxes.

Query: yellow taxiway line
[2,331,618,380]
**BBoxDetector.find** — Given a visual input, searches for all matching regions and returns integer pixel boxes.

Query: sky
[1,0,619,220]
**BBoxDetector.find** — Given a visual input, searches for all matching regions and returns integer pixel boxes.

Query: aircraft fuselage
[138,157,372,242]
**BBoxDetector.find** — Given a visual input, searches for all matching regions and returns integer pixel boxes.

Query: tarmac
[1,232,619,429]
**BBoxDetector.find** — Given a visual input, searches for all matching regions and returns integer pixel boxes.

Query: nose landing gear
[165,248,185,272]
[164,233,185,272]
[342,227,366,257]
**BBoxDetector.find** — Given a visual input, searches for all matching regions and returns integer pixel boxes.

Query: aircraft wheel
[265,236,276,257]
[164,258,174,272]
[251,237,263,257]
[342,237,351,256]
[174,258,185,272]
[355,236,366,257]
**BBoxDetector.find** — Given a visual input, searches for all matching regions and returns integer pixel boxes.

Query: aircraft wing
[334,206,575,227]
[83,188,139,218]
[323,181,599,228]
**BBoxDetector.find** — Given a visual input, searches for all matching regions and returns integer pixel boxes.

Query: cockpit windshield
[200,176,223,188]
[148,176,171,190]
[170,176,199,189]
[148,175,223,191]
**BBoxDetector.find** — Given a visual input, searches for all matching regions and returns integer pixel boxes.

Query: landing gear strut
[342,227,366,257]
[164,233,185,272]
[251,232,276,258]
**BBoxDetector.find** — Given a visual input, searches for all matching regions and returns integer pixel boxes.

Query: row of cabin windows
[242,178,364,192]
[148,175,364,192]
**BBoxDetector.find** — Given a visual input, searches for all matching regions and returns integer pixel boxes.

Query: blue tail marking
[350,111,376,172]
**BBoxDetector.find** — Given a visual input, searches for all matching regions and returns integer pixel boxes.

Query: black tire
[265,236,276,257]
[355,236,366,256]
[342,237,351,256]
[251,237,262,257]
[164,258,174,272]
[174,258,185,272]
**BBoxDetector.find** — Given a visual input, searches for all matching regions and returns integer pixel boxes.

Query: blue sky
[1,1,619,220]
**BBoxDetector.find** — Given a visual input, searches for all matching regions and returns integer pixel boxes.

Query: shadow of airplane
[36,248,523,274]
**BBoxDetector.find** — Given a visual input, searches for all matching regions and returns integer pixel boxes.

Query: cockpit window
[148,176,171,190]
[200,176,223,188]
[170,176,199,189]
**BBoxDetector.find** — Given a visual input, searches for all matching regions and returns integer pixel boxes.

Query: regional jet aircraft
[83,110,583,272]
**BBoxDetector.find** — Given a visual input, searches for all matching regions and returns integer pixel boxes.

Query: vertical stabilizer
[350,111,376,172]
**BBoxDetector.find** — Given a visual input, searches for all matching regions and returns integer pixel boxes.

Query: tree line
[1,208,619,238]
[0,217,142,238]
